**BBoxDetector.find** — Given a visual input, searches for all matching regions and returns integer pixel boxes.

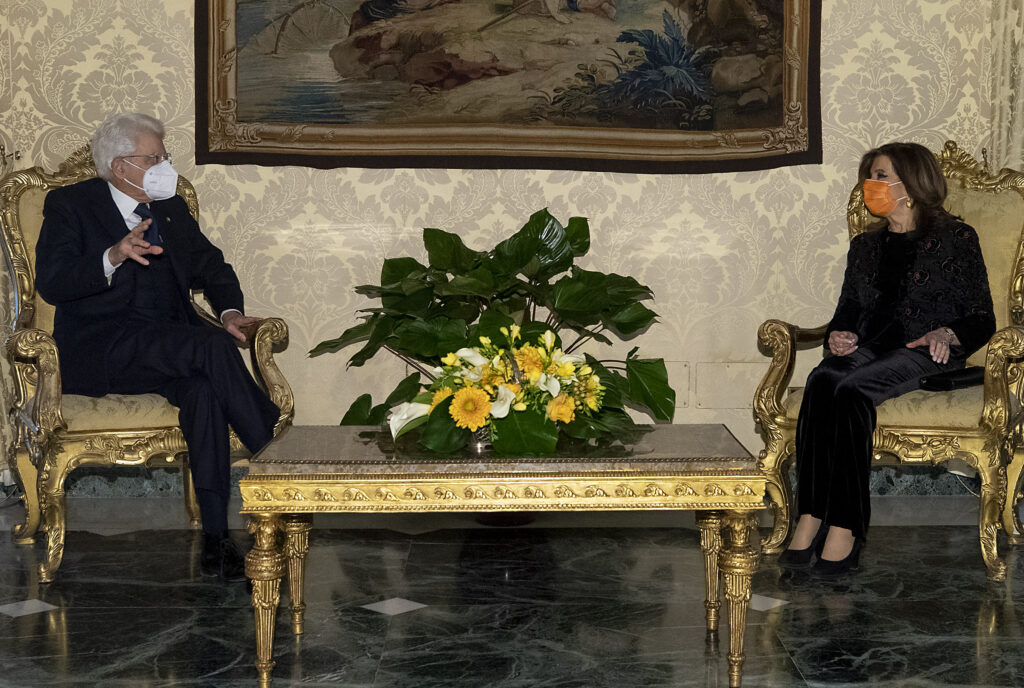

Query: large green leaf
[309,317,374,357]
[520,320,560,349]
[382,287,433,315]
[340,394,373,425]
[590,407,638,434]
[565,216,590,257]
[524,208,574,281]
[381,256,427,286]
[473,308,516,343]
[551,273,610,323]
[423,227,479,273]
[492,225,542,276]
[560,322,613,348]
[585,355,626,408]
[491,208,574,281]
[491,409,559,456]
[603,302,658,336]
[348,316,397,367]
[427,298,481,323]
[435,268,496,297]
[392,317,468,358]
[625,357,675,421]
[561,414,606,439]
[419,397,470,453]
[384,373,423,406]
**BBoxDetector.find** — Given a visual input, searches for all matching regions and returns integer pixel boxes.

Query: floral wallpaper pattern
[0,0,994,469]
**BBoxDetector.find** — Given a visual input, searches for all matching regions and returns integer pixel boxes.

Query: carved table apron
[240,424,766,688]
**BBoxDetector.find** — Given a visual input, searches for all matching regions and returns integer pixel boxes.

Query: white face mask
[122,159,178,201]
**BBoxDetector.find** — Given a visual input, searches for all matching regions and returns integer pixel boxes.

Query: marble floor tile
[361,598,427,615]
[0,598,58,617]
[1,499,1023,687]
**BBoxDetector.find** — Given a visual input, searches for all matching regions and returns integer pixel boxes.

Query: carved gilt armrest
[6,328,66,436]
[244,317,295,433]
[753,319,828,432]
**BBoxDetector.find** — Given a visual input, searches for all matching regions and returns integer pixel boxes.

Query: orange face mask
[862,179,907,216]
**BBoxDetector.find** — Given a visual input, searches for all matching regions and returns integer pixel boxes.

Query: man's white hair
[91,113,165,181]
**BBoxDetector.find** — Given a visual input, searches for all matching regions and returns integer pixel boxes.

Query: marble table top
[248,424,757,476]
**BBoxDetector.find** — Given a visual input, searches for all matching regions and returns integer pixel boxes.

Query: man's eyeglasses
[121,153,173,166]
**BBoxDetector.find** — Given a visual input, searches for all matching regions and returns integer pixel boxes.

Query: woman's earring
[906,198,913,208]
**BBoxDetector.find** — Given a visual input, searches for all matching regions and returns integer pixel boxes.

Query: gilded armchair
[754,141,1024,581]
[0,146,295,582]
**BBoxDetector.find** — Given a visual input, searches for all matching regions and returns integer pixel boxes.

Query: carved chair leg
[978,463,1007,582]
[759,455,791,553]
[11,447,40,544]
[720,509,759,688]
[180,453,201,530]
[1002,450,1024,545]
[38,485,67,584]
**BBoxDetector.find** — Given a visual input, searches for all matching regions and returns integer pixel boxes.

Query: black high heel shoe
[812,538,863,578]
[777,521,828,569]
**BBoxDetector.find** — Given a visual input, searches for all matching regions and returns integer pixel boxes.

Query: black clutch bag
[918,366,985,391]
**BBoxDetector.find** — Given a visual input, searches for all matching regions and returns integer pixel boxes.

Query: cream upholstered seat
[754,141,1024,581]
[0,146,295,582]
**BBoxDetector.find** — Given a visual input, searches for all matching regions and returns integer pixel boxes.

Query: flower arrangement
[389,326,606,454]
[311,209,675,455]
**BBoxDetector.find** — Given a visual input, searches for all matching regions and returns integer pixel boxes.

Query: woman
[779,142,996,577]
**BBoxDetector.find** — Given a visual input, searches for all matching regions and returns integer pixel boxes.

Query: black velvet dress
[795,216,995,539]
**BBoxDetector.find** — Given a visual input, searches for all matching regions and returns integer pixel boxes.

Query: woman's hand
[828,330,859,356]
[906,327,957,364]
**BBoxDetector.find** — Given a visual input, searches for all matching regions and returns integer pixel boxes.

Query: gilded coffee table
[240,424,766,687]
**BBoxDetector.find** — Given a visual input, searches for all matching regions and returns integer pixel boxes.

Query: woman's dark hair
[858,142,949,230]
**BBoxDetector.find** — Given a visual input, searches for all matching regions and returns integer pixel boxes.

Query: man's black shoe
[201,534,247,583]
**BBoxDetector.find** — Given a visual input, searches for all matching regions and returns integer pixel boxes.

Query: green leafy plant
[311,208,675,454]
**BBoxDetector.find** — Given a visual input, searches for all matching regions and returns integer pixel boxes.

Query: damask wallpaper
[0,0,994,470]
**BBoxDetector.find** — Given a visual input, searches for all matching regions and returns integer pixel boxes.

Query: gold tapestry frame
[195,0,821,173]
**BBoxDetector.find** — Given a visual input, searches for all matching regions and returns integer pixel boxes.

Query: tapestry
[196,0,821,172]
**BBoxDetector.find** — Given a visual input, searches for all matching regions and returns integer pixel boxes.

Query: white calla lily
[388,402,430,438]
[456,347,489,367]
[551,349,584,365]
[538,373,561,397]
[490,385,517,418]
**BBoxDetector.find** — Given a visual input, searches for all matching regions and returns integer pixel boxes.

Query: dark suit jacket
[826,213,996,359]
[35,177,244,395]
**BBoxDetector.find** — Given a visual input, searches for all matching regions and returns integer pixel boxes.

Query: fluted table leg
[247,514,285,688]
[696,510,724,640]
[720,509,759,688]
[283,515,312,635]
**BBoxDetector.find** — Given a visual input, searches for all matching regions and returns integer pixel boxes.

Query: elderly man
[35,113,280,583]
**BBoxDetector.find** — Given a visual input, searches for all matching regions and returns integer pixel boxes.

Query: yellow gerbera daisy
[546,393,576,424]
[449,387,492,431]
[430,387,454,411]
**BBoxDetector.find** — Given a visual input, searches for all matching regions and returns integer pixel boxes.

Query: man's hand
[828,330,858,356]
[222,310,260,343]
[906,327,957,364]
[108,219,163,266]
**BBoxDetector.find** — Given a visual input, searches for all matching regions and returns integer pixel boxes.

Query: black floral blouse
[826,213,996,359]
